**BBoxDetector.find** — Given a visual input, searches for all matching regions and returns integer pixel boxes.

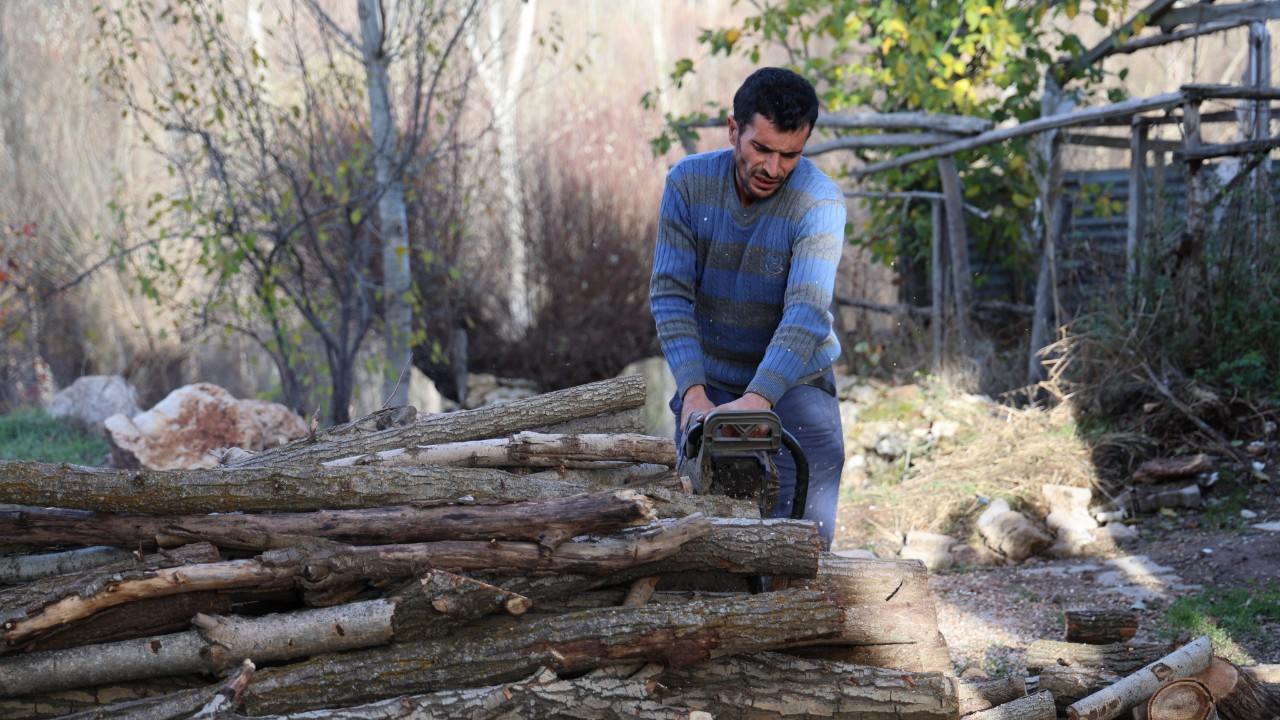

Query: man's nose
[763,153,781,176]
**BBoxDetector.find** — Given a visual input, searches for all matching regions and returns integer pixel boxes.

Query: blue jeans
[671,373,844,549]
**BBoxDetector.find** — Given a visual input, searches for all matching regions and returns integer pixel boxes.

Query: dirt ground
[826,376,1280,676]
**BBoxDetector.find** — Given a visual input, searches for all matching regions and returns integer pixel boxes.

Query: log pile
[0,376,991,719]
[1028,632,1280,720]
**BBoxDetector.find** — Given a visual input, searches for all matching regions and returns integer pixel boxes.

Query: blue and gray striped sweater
[650,148,846,406]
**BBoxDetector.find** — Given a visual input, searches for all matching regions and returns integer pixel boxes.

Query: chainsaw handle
[780,429,810,521]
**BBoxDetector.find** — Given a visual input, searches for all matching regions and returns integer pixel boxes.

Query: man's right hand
[680,385,716,431]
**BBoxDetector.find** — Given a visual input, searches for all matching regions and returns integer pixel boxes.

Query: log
[1026,639,1175,674]
[1064,608,1140,644]
[0,600,399,696]
[234,588,845,715]
[658,652,958,719]
[229,375,648,467]
[977,499,1052,562]
[1,489,656,551]
[2,517,708,648]
[533,405,647,435]
[792,554,952,673]
[963,690,1056,720]
[0,546,135,584]
[0,676,207,720]
[1040,665,1122,713]
[0,461,631,514]
[1146,678,1217,720]
[85,667,711,720]
[1195,656,1280,720]
[1245,665,1280,684]
[1066,635,1214,720]
[0,543,222,628]
[24,590,237,654]
[325,431,676,469]
[1133,454,1214,484]
[955,675,1028,715]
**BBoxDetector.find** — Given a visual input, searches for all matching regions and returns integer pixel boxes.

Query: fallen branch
[324,431,676,469]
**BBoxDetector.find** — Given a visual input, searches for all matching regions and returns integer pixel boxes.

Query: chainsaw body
[679,409,808,519]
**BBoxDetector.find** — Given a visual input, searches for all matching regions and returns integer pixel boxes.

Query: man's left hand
[714,392,773,437]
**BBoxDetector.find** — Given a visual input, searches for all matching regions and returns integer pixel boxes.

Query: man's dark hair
[732,67,819,134]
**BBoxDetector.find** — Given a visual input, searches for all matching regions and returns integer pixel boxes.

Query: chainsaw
[678,409,809,520]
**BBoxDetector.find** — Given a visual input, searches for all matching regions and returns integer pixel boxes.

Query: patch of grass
[859,397,920,423]
[1155,581,1280,665]
[0,409,109,465]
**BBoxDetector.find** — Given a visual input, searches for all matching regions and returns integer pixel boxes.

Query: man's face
[728,114,810,207]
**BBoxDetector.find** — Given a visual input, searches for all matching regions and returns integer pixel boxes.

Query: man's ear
[727,116,738,146]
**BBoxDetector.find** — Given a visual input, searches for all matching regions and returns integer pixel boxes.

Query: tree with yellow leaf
[651,0,1133,306]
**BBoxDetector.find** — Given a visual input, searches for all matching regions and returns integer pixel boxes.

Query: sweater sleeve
[649,177,707,398]
[744,195,846,405]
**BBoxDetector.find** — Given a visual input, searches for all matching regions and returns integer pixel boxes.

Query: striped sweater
[650,148,846,406]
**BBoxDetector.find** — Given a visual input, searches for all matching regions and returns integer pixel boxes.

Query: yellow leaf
[724,29,740,45]
[886,18,907,37]
[881,37,894,54]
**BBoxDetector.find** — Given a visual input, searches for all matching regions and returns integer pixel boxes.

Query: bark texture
[325,431,676,469]
[1063,608,1140,644]
[955,675,1029,715]
[0,546,134,584]
[658,652,958,719]
[963,690,1056,720]
[1026,639,1174,674]
[1195,656,1280,720]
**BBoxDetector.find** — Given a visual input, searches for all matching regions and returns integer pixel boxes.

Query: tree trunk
[0,546,134,583]
[3,517,708,649]
[324,431,676,469]
[963,691,1056,720]
[955,675,1028,715]
[0,459,670,515]
[1066,635,1213,720]
[357,0,413,411]
[228,374,647,468]
[236,588,844,716]
[0,600,398,697]
[936,154,974,358]
[1146,678,1218,720]
[2,489,656,551]
[658,652,958,719]
[1026,639,1174,674]
[1063,608,1140,644]
[1194,656,1280,720]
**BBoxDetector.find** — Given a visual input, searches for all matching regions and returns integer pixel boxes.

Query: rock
[618,358,676,439]
[930,419,960,441]
[1134,483,1202,513]
[464,373,538,409]
[977,498,1052,562]
[900,531,957,571]
[104,382,306,470]
[874,433,906,460]
[832,548,878,559]
[1253,521,1280,532]
[48,375,139,437]
[407,367,443,415]
[1042,484,1098,536]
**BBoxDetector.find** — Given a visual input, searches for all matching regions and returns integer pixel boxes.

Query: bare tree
[94,0,484,422]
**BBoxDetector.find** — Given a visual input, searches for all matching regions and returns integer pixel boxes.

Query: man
[650,67,846,549]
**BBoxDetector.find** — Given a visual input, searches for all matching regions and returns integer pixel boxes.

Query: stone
[618,357,676,439]
[407,367,443,415]
[900,531,957,572]
[48,375,140,437]
[104,382,306,470]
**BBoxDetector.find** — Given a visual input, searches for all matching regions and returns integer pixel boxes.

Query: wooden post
[1028,195,1069,386]
[1029,72,1067,387]
[1127,118,1149,287]
[936,155,974,358]
[930,198,946,373]
[1244,21,1272,245]
[1180,95,1205,331]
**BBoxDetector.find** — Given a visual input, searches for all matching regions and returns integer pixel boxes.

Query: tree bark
[533,406,648,435]
[1194,656,1280,720]
[0,600,398,697]
[1132,454,1214,484]
[228,375,647,467]
[1064,608,1140,644]
[236,588,844,716]
[963,690,1056,720]
[0,546,134,584]
[937,154,974,357]
[1146,678,1217,720]
[955,675,1028,715]
[1,489,656,551]
[324,431,677,469]
[22,590,238,655]
[1066,635,1214,720]
[0,676,207,720]
[3,517,708,648]
[658,651,958,719]
[1026,639,1175,674]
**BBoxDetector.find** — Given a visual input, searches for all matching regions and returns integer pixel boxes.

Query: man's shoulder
[788,157,844,204]
[667,149,731,184]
